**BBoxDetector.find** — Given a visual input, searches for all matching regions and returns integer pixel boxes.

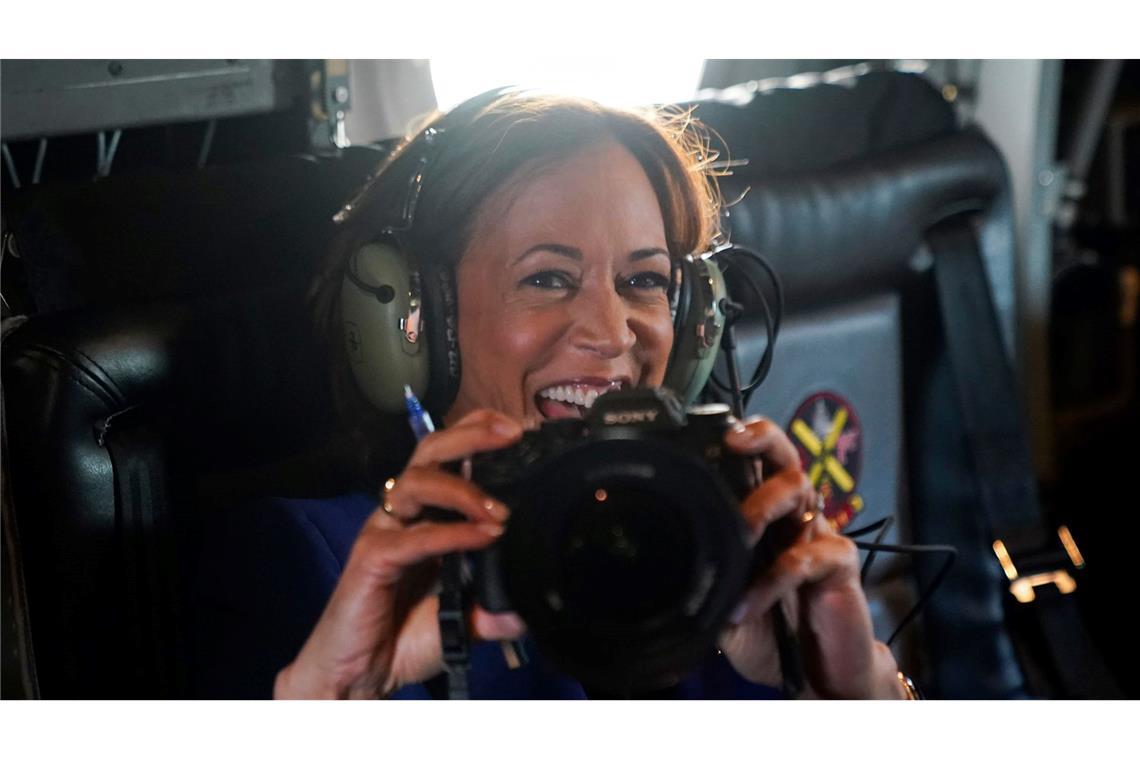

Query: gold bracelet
[897,671,922,700]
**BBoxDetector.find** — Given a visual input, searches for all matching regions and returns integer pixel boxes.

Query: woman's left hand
[717,417,906,699]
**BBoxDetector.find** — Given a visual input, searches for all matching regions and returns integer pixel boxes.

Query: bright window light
[429,57,707,110]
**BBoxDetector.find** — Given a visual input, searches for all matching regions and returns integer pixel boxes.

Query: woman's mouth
[534,377,629,420]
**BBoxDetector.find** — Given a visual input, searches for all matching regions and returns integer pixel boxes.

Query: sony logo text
[603,409,659,425]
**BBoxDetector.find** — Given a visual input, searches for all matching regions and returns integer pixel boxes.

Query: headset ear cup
[341,241,431,413]
[662,255,727,405]
[333,88,524,418]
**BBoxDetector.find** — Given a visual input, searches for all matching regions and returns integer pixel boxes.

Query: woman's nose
[569,284,637,358]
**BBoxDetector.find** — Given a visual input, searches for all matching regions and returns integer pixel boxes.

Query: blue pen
[403,384,435,441]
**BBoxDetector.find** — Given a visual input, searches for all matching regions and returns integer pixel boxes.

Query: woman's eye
[520,270,577,290]
[621,272,670,291]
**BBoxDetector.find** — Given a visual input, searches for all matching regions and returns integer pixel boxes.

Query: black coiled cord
[711,244,958,651]
[843,517,958,647]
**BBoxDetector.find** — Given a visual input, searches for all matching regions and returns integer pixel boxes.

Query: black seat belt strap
[928,217,1122,698]
[437,552,471,699]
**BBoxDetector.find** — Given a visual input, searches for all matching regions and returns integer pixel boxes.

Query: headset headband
[337,85,734,417]
[333,86,520,231]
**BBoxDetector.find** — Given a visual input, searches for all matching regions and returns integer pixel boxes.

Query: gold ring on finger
[382,477,398,516]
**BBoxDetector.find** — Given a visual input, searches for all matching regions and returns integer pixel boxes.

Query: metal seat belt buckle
[992,525,1086,604]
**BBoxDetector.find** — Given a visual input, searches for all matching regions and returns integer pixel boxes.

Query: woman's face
[445,139,675,426]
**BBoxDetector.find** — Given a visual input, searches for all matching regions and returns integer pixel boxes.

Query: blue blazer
[192,492,782,699]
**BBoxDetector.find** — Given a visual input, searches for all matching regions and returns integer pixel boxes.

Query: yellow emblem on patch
[787,392,865,530]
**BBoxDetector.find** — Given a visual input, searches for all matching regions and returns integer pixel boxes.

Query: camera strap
[720,301,804,699]
[437,552,471,699]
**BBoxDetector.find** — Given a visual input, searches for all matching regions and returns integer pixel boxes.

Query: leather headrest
[688,69,957,176]
[721,129,1008,308]
[4,148,386,314]
[4,285,334,474]
[685,71,1009,309]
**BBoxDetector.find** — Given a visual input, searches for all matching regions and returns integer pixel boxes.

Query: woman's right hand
[273,409,526,699]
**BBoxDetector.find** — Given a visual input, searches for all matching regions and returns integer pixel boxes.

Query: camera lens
[497,437,752,692]
[558,482,696,625]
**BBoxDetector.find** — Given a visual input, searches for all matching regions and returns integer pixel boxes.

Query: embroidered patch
[787,391,865,530]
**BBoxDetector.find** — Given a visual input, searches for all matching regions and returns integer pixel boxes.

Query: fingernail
[727,422,750,440]
[730,601,749,625]
[492,419,522,438]
[476,522,505,537]
[483,498,510,521]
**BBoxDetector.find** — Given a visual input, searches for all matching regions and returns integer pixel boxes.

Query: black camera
[464,386,768,693]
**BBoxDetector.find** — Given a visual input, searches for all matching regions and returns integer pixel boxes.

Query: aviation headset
[335,87,729,417]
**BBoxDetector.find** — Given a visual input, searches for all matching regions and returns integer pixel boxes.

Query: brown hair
[309,91,726,486]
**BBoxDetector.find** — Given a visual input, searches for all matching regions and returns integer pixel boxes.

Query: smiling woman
[309,90,722,471]
[448,140,675,426]
[196,89,908,700]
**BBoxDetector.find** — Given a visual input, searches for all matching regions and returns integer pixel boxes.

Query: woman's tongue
[537,396,585,420]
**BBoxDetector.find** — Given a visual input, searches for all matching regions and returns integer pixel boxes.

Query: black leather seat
[689,70,1025,697]
[2,149,385,697]
[2,71,1032,697]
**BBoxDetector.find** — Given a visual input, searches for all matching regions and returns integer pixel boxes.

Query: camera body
[464,386,764,692]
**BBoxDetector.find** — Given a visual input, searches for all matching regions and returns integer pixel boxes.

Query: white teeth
[538,383,619,409]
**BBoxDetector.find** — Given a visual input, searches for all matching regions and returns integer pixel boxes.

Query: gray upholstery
[697,71,1025,696]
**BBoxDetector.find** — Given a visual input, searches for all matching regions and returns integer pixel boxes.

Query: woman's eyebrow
[513,243,581,266]
[629,247,669,262]
[513,244,670,266]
